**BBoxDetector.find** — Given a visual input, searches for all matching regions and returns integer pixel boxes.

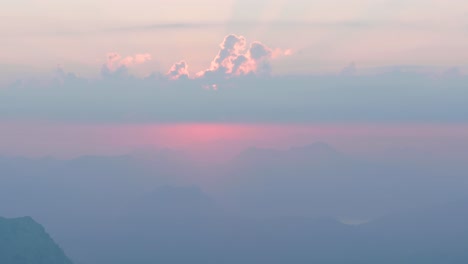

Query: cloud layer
[2,69,468,123]
[1,34,467,123]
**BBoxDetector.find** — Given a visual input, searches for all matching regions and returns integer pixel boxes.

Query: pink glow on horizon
[1,122,468,163]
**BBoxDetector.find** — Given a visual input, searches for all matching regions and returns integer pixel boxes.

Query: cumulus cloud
[96,35,289,81]
[198,34,291,79]
[167,61,189,80]
[103,52,152,72]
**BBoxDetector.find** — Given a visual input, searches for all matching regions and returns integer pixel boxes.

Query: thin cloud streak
[33,19,455,37]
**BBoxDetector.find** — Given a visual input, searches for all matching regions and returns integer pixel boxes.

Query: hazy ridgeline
[1,142,468,264]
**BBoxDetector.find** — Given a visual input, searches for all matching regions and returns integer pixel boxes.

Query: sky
[2,0,468,80]
[1,0,468,159]
[2,2,468,263]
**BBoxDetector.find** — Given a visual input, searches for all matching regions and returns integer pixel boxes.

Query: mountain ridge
[0,216,73,264]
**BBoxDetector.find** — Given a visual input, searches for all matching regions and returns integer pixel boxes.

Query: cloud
[103,52,152,73]
[198,34,291,79]
[46,20,444,37]
[99,52,152,79]
[1,34,467,124]
[2,67,468,123]
[97,35,290,81]
[167,61,189,80]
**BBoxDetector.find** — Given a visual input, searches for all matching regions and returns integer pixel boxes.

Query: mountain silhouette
[0,216,73,264]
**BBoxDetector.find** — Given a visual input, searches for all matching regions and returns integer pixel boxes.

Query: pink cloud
[197,34,292,78]
[273,48,293,58]
[101,35,290,80]
[105,52,152,72]
[167,61,189,80]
